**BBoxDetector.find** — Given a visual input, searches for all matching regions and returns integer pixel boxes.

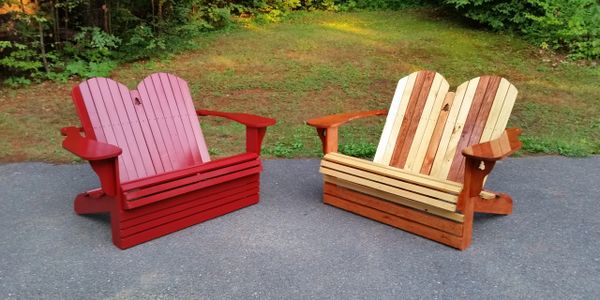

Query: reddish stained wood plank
[120,180,259,229]
[121,153,257,191]
[448,76,501,181]
[124,159,260,200]
[121,187,259,237]
[120,174,259,219]
[390,71,436,168]
[323,193,464,249]
[124,166,262,209]
[421,92,456,175]
[118,194,259,249]
[324,183,463,235]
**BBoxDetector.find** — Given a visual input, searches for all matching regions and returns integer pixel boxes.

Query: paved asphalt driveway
[1,157,599,299]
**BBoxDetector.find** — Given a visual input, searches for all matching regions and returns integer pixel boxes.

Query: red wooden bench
[61,73,276,249]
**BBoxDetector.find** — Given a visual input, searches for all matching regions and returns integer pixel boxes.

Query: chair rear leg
[74,191,112,214]
[474,192,512,215]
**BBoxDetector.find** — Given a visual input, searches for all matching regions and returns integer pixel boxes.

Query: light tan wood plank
[320,167,457,211]
[406,76,450,172]
[374,72,418,165]
[491,84,518,139]
[321,160,458,203]
[326,152,462,193]
[430,77,480,180]
[480,78,511,142]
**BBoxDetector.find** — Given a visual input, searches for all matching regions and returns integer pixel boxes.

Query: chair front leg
[316,127,339,154]
[246,127,268,155]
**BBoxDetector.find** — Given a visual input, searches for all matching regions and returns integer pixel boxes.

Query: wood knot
[134,97,142,105]
[442,103,450,111]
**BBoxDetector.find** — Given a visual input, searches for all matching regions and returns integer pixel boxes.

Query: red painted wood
[66,73,275,249]
[124,166,262,209]
[119,175,259,221]
[116,194,259,249]
[120,187,259,237]
[123,159,260,200]
[120,180,258,229]
[121,153,257,191]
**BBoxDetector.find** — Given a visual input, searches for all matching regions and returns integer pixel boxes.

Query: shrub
[444,0,600,59]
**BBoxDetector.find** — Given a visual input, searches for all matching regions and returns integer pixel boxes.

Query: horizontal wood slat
[120,180,259,229]
[120,187,259,237]
[323,191,464,248]
[119,194,259,249]
[124,166,262,209]
[321,160,458,203]
[325,153,497,200]
[323,175,464,222]
[324,183,463,236]
[326,152,461,194]
[124,159,260,200]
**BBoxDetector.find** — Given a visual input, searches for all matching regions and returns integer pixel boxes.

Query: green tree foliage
[444,0,600,59]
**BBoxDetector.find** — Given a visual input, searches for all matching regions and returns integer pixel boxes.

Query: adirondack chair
[61,73,276,249]
[307,70,522,250]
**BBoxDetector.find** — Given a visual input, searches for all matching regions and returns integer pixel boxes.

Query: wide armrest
[197,110,276,128]
[61,127,122,161]
[462,128,522,161]
[306,110,388,129]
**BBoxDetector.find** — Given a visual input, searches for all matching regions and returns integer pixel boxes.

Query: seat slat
[321,160,458,203]
[124,166,262,209]
[320,168,457,212]
[122,153,257,191]
[326,152,462,194]
[124,159,260,201]
[323,175,464,222]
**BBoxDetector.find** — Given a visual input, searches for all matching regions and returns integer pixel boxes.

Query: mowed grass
[0,10,599,162]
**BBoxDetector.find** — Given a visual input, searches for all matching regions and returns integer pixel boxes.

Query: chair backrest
[72,73,211,182]
[373,70,517,182]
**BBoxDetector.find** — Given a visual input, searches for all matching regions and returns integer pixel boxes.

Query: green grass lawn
[1,10,599,162]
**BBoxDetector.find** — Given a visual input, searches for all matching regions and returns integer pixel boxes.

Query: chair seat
[121,153,261,209]
[320,153,496,223]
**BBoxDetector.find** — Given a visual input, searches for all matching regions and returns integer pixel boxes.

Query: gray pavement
[0,157,599,299]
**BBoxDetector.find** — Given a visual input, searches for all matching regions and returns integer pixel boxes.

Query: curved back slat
[72,73,210,182]
[374,71,517,183]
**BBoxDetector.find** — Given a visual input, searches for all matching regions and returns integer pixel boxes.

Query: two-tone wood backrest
[72,73,211,182]
[374,71,517,183]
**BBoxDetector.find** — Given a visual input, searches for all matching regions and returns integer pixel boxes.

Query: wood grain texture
[73,73,210,182]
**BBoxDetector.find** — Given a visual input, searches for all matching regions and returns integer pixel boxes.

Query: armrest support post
[196,110,276,156]
[307,110,387,154]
